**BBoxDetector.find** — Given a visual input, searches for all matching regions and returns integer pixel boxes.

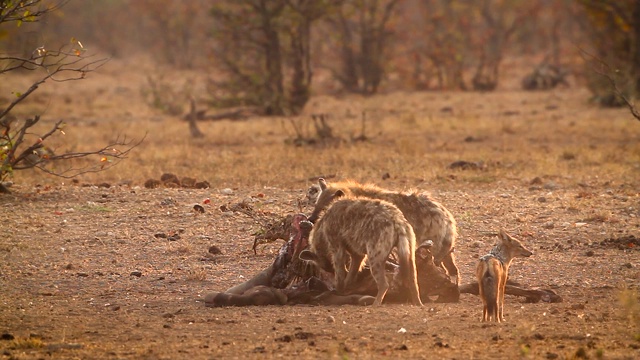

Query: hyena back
[477,229,533,322]
[300,198,422,306]
[307,178,460,284]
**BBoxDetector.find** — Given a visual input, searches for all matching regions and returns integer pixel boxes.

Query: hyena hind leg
[369,260,390,306]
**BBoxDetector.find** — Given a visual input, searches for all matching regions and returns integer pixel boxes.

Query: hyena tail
[396,223,423,306]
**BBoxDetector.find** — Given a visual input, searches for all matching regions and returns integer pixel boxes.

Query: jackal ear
[333,189,345,198]
[318,178,328,190]
[299,249,319,262]
[498,229,512,242]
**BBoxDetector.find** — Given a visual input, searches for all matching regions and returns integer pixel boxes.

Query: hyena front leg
[333,247,349,293]
[441,252,460,285]
[343,252,365,291]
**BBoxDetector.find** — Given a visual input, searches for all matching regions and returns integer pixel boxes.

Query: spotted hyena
[299,197,422,306]
[307,178,461,284]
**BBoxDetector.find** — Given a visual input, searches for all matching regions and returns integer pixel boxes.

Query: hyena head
[498,229,533,259]
[308,178,346,223]
[306,183,321,205]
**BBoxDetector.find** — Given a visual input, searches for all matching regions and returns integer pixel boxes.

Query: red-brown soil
[1,59,640,359]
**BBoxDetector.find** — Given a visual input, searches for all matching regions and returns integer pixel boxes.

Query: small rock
[326,315,336,323]
[530,177,543,185]
[585,250,594,257]
[130,271,143,277]
[194,181,210,189]
[160,198,177,206]
[397,344,409,350]
[193,204,205,213]
[208,245,222,255]
[144,179,161,189]
[544,181,559,190]
[537,196,547,202]
[1,333,15,341]
[381,172,391,180]
[154,233,167,239]
[542,221,554,229]
[220,188,234,195]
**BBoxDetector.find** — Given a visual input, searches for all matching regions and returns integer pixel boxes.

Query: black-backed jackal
[299,197,422,306]
[477,229,533,322]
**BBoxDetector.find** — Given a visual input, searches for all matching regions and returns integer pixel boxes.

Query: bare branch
[579,46,640,122]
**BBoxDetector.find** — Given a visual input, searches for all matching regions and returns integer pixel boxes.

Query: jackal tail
[477,258,502,320]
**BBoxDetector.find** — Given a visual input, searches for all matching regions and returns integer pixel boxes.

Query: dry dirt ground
[1,60,640,359]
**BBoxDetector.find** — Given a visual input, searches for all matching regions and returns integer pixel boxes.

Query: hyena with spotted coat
[307,178,461,284]
[299,198,422,306]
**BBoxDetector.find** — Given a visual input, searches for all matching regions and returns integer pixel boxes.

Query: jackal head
[308,178,345,223]
[498,229,533,259]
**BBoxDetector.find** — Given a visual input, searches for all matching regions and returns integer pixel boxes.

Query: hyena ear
[333,189,345,198]
[299,249,319,262]
[318,178,328,190]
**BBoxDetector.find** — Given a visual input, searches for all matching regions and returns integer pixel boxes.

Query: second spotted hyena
[307,178,461,284]
[299,198,423,306]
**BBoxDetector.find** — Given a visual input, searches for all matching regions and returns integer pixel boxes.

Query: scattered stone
[97,183,111,188]
[326,315,336,323]
[397,344,409,350]
[208,245,222,255]
[144,179,161,189]
[195,181,210,189]
[295,332,313,340]
[543,181,560,190]
[154,233,167,239]
[449,160,484,170]
[537,196,546,202]
[193,204,205,213]
[167,234,181,241]
[220,188,234,195]
[533,333,545,340]
[530,177,543,185]
[130,271,143,277]
[181,177,197,188]
[160,198,177,206]
[546,352,559,359]
[585,250,594,257]
[1,333,14,341]
[275,335,292,342]
[76,272,89,277]
[381,172,391,180]
[542,221,554,229]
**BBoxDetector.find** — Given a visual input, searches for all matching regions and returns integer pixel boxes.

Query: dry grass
[5,66,639,192]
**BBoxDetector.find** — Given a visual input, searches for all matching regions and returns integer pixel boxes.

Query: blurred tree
[579,0,640,106]
[322,0,399,94]
[209,0,340,115]
[0,0,141,193]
